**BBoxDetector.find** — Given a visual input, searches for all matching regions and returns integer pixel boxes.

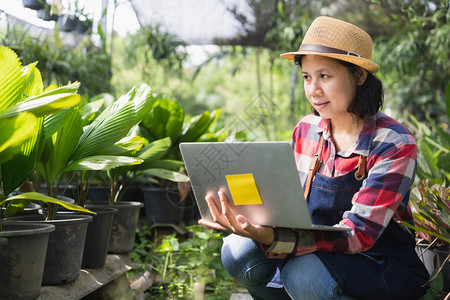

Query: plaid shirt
[264,112,417,258]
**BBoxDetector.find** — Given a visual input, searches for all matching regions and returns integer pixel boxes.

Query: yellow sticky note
[225,173,263,205]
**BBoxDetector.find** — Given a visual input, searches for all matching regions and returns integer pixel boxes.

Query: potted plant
[53,84,155,255]
[402,179,450,293]
[139,98,224,225]
[0,45,93,298]
[22,0,45,10]
[20,84,154,276]
[104,136,190,228]
[37,2,60,22]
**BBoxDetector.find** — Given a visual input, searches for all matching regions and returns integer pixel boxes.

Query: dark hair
[294,55,383,119]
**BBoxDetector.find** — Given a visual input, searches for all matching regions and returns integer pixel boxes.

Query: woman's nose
[309,80,323,97]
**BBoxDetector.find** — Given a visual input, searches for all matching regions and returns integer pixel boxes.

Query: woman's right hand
[198,191,275,246]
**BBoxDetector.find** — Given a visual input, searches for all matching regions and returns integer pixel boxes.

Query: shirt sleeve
[263,123,417,258]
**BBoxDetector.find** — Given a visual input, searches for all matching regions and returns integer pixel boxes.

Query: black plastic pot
[416,243,438,275]
[436,250,450,292]
[7,214,93,285]
[76,18,93,34]
[37,4,59,21]
[86,201,143,254]
[87,185,143,203]
[23,0,45,10]
[57,14,78,32]
[81,206,118,269]
[0,222,55,300]
[142,187,192,225]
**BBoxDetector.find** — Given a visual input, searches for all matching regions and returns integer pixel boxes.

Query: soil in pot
[81,206,118,269]
[0,222,55,300]
[6,213,93,285]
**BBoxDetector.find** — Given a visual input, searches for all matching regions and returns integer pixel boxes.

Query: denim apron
[309,170,429,299]
[267,139,429,299]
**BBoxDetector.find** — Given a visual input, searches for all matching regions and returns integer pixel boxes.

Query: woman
[199,16,429,299]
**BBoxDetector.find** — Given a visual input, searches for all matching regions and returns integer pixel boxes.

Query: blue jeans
[221,234,358,300]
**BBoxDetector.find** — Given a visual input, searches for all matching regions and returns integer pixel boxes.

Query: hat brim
[280,51,379,74]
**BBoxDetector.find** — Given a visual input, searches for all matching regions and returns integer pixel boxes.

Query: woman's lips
[313,101,329,110]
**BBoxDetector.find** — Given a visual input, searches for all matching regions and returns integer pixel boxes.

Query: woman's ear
[356,67,368,86]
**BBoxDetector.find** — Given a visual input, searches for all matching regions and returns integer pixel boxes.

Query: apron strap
[304,136,324,201]
[354,155,367,181]
[303,136,368,200]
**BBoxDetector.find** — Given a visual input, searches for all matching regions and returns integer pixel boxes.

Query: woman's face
[301,55,359,121]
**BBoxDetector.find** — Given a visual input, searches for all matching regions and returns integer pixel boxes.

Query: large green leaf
[0,46,25,112]
[141,168,189,182]
[142,99,184,141]
[137,137,171,161]
[180,112,211,143]
[137,159,185,172]
[70,84,154,161]
[0,93,81,119]
[129,83,155,123]
[22,62,44,98]
[36,107,83,185]
[63,155,143,172]
[0,112,39,164]
[1,118,44,195]
[93,136,147,156]
[80,99,104,126]
[0,192,94,215]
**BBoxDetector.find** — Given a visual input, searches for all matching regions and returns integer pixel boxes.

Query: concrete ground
[230,288,253,300]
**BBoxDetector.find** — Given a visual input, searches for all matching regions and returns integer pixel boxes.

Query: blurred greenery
[1,0,448,142]
[130,225,238,299]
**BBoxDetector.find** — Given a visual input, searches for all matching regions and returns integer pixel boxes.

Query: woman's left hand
[198,191,275,246]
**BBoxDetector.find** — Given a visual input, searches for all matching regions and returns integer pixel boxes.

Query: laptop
[179,141,351,231]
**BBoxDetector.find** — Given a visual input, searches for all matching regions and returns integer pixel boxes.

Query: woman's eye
[303,75,310,80]
[320,74,330,79]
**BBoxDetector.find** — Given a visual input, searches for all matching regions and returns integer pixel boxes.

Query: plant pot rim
[5,213,93,225]
[0,221,55,236]
[86,201,144,209]
[82,206,118,215]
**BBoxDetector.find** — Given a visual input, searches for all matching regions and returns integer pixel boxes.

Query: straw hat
[280,16,379,74]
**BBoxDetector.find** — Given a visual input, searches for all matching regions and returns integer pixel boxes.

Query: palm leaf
[36,107,83,185]
[63,155,143,172]
[136,137,171,161]
[1,118,44,195]
[138,159,184,172]
[141,168,189,182]
[95,136,147,156]
[70,84,154,161]
[22,62,44,98]
[0,112,39,165]
[0,46,25,112]
[142,99,184,141]
[0,93,81,119]
[0,192,94,214]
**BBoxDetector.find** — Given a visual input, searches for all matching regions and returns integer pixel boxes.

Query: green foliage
[403,180,450,247]
[131,225,239,299]
[127,24,187,77]
[2,23,112,97]
[404,112,450,183]
[374,1,449,122]
[0,45,95,223]
[140,98,224,161]
[36,84,154,211]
